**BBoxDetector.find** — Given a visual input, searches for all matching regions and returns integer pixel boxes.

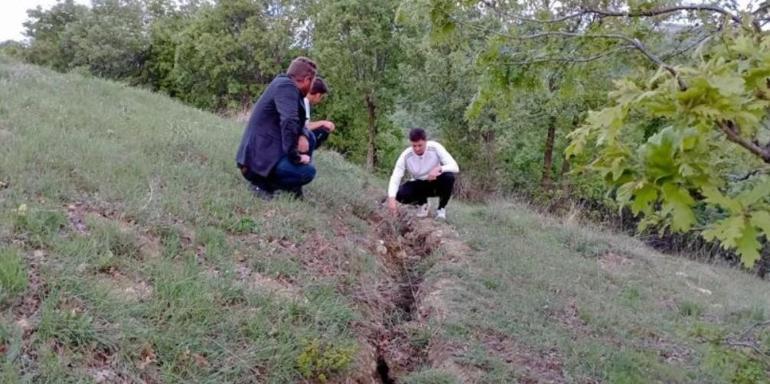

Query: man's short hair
[409,128,427,142]
[310,77,328,95]
[287,56,317,80]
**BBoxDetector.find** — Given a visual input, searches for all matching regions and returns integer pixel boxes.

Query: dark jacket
[236,75,307,176]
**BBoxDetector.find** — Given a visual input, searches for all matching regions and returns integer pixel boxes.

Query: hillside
[1,57,769,383]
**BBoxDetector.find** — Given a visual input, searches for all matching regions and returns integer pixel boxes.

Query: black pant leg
[396,180,430,206]
[435,172,456,209]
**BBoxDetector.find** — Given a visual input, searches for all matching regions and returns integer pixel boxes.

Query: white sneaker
[436,208,446,220]
[416,203,429,218]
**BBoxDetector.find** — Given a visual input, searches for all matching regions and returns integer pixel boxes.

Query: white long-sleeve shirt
[388,141,459,197]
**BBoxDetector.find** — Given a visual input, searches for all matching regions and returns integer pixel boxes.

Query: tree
[421,0,632,198]
[394,0,507,196]
[0,41,26,59]
[171,0,303,110]
[23,0,90,71]
[311,0,404,171]
[553,5,770,268]
[65,0,150,80]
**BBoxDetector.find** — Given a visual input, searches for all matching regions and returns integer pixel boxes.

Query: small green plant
[38,294,98,349]
[705,345,770,384]
[94,221,141,260]
[196,226,228,263]
[225,217,259,234]
[13,205,67,248]
[296,339,356,383]
[678,301,704,318]
[408,326,433,351]
[0,248,27,304]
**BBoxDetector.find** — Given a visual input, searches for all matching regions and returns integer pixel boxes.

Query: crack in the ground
[367,215,438,383]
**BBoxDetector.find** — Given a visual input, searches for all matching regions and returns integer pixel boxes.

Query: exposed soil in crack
[349,210,448,384]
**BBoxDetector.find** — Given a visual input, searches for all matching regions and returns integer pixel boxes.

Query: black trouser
[396,172,456,209]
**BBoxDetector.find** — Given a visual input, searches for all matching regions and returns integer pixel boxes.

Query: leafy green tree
[394,0,507,196]
[64,0,150,80]
[0,41,26,59]
[171,0,303,110]
[562,6,770,267]
[23,0,90,71]
[311,0,404,170]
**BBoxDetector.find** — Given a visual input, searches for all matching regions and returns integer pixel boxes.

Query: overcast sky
[0,1,89,42]
[0,0,759,42]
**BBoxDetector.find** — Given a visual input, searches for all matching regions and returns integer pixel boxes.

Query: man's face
[297,75,315,96]
[307,92,326,106]
[411,139,427,156]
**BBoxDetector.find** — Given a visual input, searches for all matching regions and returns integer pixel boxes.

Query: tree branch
[516,31,687,90]
[481,2,743,25]
[584,5,742,24]
[660,29,719,61]
[717,121,770,164]
[504,46,633,65]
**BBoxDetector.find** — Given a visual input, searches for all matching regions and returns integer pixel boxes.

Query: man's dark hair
[287,56,317,80]
[409,128,427,142]
[310,77,328,95]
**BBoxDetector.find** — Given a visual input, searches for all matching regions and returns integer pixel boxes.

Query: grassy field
[1,56,769,383]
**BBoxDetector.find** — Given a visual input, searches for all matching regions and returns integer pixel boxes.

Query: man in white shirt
[298,78,334,158]
[387,128,459,219]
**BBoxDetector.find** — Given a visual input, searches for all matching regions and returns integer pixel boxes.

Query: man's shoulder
[270,75,298,92]
[426,141,445,152]
[271,74,292,85]
[400,146,414,159]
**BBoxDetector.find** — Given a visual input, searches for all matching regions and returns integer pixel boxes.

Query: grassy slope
[0,57,768,383]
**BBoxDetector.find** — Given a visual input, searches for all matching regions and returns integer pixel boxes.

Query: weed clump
[296,338,356,383]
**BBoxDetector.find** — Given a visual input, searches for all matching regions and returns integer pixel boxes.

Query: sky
[0,0,759,42]
[0,0,89,42]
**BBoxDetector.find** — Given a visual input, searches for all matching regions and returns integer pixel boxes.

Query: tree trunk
[541,115,556,190]
[365,93,377,171]
[482,129,496,194]
[559,156,571,190]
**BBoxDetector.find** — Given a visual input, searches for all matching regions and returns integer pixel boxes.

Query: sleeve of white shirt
[387,149,409,198]
[303,98,311,121]
[434,142,459,173]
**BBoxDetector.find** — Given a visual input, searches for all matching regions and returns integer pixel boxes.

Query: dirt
[482,333,566,383]
[339,207,487,383]
[598,251,633,274]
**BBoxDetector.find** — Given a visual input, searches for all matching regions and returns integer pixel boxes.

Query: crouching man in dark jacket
[236,57,319,199]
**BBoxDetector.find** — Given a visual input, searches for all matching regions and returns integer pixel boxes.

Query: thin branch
[585,5,742,24]
[504,45,633,65]
[660,30,719,61]
[717,121,770,164]
[516,31,687,90]
[752,3,770,16]
[481,2,742,25]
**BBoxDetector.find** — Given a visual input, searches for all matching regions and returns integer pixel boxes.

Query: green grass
[1,55,768,382]
[0,56,377,383]
[422,201,770,382]
[0,248,27,304]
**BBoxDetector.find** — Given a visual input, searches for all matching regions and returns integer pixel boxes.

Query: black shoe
[249,184,274,201]
[289,186,304,200]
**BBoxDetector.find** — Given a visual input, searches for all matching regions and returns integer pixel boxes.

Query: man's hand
[427,166,442,181]
[387,197,398,214]
[299,154,311,164]
[321,120,335,132]
[298,135,310,153]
